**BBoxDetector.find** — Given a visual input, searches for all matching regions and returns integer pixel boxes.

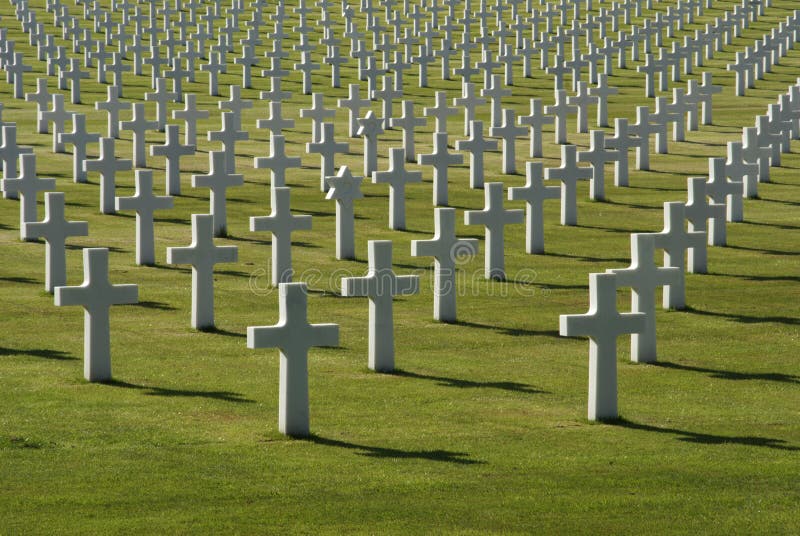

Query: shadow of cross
[611,419,800,452]
[305,435,484,465]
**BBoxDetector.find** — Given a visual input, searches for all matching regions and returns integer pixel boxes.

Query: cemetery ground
[1,1,799,533]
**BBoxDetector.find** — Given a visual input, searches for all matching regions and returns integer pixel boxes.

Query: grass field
[0,0,798,533]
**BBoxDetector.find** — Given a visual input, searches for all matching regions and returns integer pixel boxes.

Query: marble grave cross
[247,282,339,437]
[167,214,238,329]
[341,240,419,372]
[54,248,138,382]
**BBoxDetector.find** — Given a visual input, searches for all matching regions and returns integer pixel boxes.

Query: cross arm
[341,275,374,297]
[394,274,420,296]
[310,323,339,348]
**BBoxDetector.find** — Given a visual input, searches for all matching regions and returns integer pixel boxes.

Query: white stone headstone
[341,240,419,372]
[411,207,478,322]
[250,187,312,286]
[559,272,646,421]
[417,131,463,206]
[372,147,422,230]
[1,153,57,237]
[608,233,681,363]
[54,248,138,382]
[167,214,238,329]
[325,166,364,260]
[115,169,174,265]
[192,150,244,237]
[247,282,339,437]
[464,182,524,280]
[508,162,561,254]
[22,191,89,292]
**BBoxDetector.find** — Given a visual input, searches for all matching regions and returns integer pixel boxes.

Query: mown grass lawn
[1,1,798,533]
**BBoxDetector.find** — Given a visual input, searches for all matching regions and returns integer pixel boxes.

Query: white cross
[490,108,526,175]
[256,100,296,137]
[299,93,336,143]
[509,162,561,254]
[357,110,385,177]
[373,75,402,126]
[41,93,72,153]
[629,105,665,171]
[589,73,619,128]
[341,240,419,372]
[59,113,100,184]
[417,131,463,206]
[144,77,178,132]
[518,98,554,159]
[372,147,422,230]
[325,165,364,260]
[545,144,593,226]
[84,137,132,214]
[684,177,726,273]
[559,272,646,421]
[218,86,254,132]
[307,122,349,192]
[411,207,478,322]
[604,117,639,187]
[567,81,599,134]
[337,83,371,138]
[1,153,56,236]
[115,170,174,265]
[250,186,312,286]
[172,93,209,146]
[22,191,89,292]
[465,182,524,280]
[247,282,339,436]
[647,202,705,310]
[608,233,681,363]
[545,88,578,144]
[167,214,238,329]
[26,78,53,134]
[150,124,196,196]
[254,134,302,202]
[726,141,760,200]
[707,157,743,223]
[192,150,244,237]
[119,102,159,168]
[389,100,427,162]
[423,90,459,133]
[94,85,130,139]
[207,111,249,174]
[54,248,138,382]
[453,82,486,136]
[741,126,771,184]
[0,124,33,190]
[578,130,620,201]
[455,120,498,189]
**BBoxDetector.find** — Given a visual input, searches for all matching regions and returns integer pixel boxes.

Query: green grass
[1,1,799,533]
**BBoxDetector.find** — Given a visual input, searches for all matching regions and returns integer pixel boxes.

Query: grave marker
[247,282,339,437]
[54,248,138,382]
[341,240,419,372]
[167,214,238,329]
